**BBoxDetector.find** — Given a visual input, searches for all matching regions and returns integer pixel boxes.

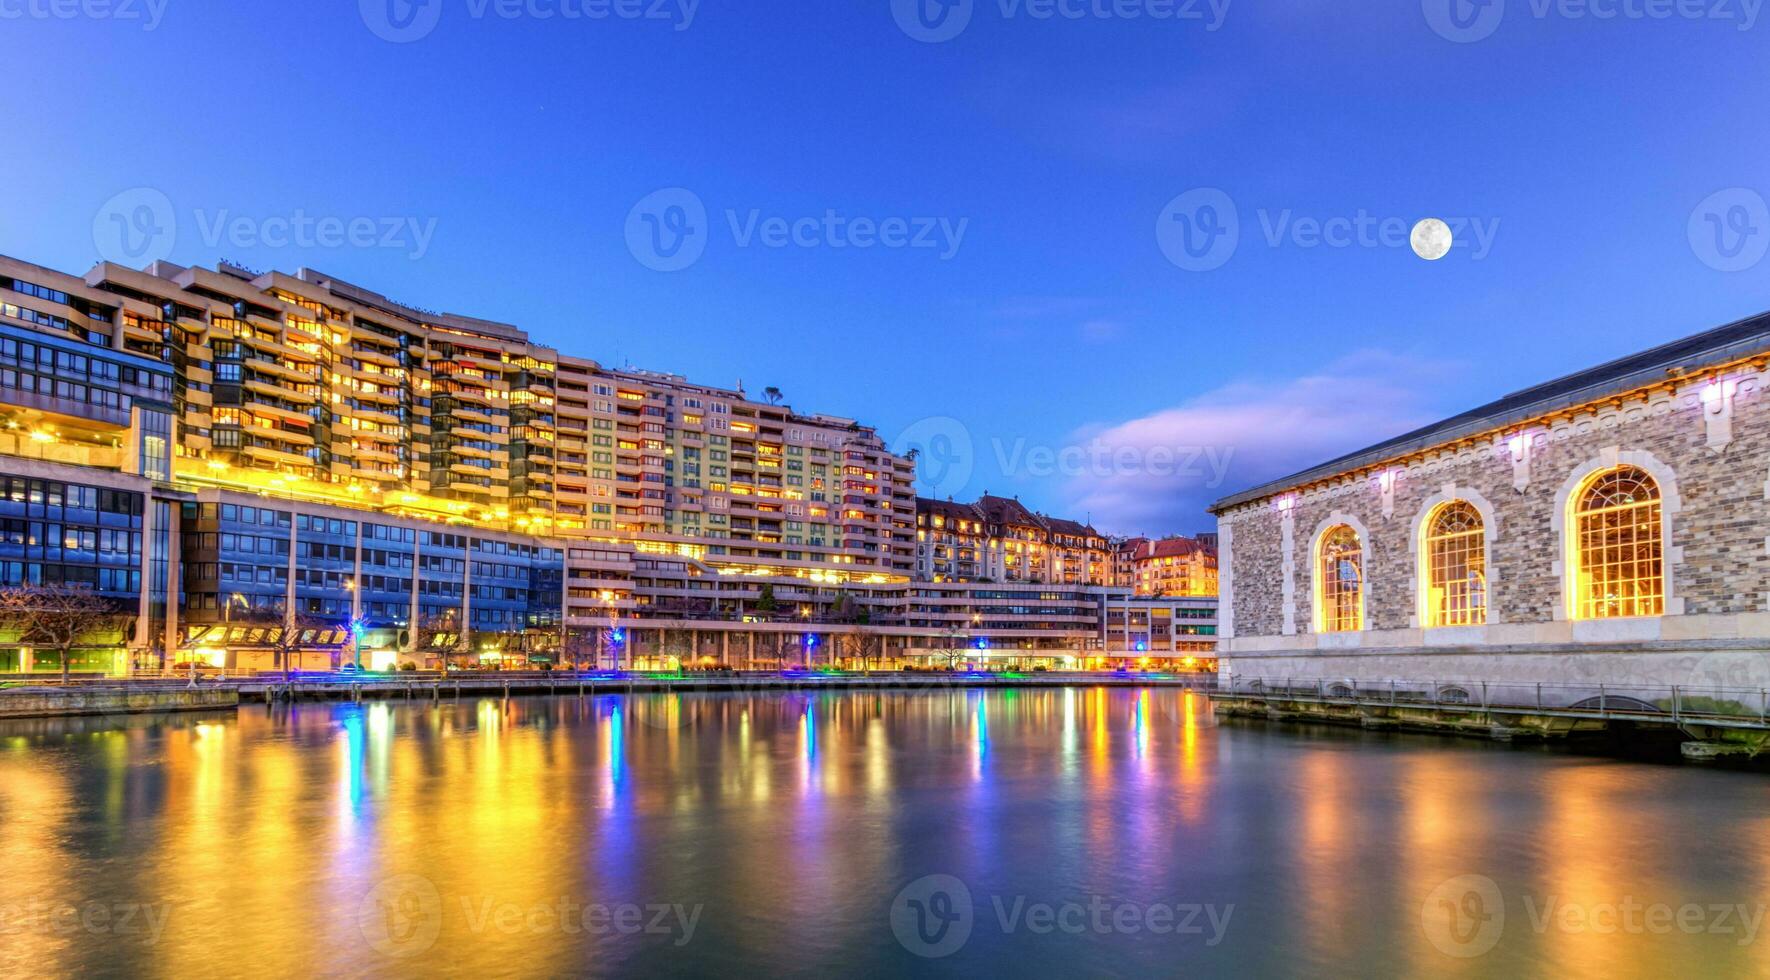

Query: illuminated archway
[1314,523,1364,633]
[1569,465,1665,620]
[1420,500,1487,628]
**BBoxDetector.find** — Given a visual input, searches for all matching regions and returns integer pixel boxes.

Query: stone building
[1210,310,1770,694]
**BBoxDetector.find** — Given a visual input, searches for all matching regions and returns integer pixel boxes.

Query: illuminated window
[1316,524,1363,633]
[1574,466,1664,619]
[1423,501,1486,627]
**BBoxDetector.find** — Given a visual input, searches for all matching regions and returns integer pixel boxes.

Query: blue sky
[4,0,1768,535]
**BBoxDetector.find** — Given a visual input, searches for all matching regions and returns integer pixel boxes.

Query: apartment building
[1117,535,1219,597]
[914,494,1112,586]
[0,252,1211,673]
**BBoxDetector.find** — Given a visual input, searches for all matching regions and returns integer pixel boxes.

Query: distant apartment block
[1118,535,1219,597]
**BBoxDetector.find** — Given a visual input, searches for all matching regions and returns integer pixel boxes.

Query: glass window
[1575,466,1664,619]
[1424,501,1486,627]
[1316,524,1363,633]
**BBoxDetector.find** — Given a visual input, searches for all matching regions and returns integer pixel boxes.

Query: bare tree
[562,626,599,671]
[936,624,968,671]
[231,600,337,678]
[415,611,466,671]
[863,631,888,673]
[0,584,120,684]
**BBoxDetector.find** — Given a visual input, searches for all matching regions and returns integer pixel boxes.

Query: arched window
[1316,524,1363,633]
[1423,501,1486,627]
[1574,466,1664,619]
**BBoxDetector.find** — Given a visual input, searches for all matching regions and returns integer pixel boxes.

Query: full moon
[1411,218,1453,260]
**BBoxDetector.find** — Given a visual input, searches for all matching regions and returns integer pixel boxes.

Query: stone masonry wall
[1219,375,1770,641]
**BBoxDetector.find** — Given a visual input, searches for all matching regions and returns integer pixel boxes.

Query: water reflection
[0,691,1765,977]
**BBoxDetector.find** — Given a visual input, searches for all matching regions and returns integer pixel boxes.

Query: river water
[1,688,1766,977]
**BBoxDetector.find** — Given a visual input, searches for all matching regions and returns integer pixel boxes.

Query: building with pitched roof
[1210,308,1770,699]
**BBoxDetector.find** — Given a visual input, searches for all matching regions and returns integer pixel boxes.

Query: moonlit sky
[4,2,1768,534]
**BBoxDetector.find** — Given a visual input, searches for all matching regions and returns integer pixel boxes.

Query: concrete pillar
[351,519,364,622]
[130,496,155,672]
[460,537,474,661]
[406,531,421,656]
[164,502,181,670]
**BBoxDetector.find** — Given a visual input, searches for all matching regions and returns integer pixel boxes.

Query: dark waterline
[2,689,1766,977]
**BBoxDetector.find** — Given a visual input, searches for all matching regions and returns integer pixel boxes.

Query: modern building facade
[0,253,1213,673]
[1211,309,1770,693]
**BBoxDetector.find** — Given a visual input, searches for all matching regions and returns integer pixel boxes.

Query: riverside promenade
[0,670,1217,719]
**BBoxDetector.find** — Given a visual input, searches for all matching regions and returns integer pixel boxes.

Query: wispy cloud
[1063,351,1457,535]
[984,296,1132,344]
